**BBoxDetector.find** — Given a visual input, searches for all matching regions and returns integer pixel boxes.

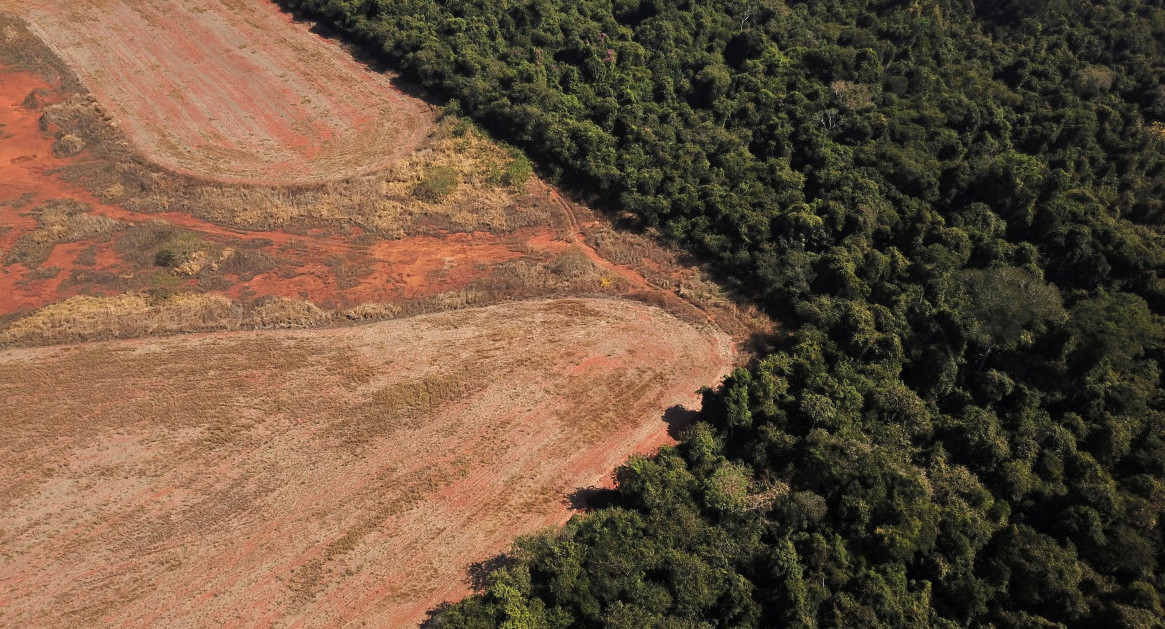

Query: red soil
[4,0,434,184]
[0,66,668,320]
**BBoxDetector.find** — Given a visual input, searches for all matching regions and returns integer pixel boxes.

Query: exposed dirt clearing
[0,67,602,319]
[2,0,433,183]
[0,298,732,628]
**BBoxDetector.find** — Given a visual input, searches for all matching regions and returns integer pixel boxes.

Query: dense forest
[280,0,1165,625]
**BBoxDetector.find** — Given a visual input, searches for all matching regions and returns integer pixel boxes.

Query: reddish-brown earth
[0,299,733,628]
[0,66,651,317]
[2,0,434,184]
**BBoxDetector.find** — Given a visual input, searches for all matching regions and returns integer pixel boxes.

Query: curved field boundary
[0,298,733,628]
[2,0,433,184]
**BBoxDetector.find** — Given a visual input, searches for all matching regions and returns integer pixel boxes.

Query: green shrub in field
[503,153,532,188]
[486,148,533,190]
[154,232,203,268]
[415,165,460,202]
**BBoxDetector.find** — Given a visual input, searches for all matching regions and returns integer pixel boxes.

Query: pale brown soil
[0,298,733,628]
[1,0,434,184]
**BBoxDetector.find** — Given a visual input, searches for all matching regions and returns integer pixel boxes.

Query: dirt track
[0,298,732,628]
[2,0,433,184]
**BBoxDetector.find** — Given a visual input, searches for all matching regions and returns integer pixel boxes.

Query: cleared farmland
[0,3,761,628]
[1,0,433,184]
[0,298,733,628]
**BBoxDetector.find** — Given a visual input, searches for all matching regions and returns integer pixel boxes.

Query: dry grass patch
[342,302,403,321]
[0,241,624,347]
[0,292,332,347]
[0,13,79,90]
[0,15,552,242]
[247,296,331,329]
[4,199,119,267]
[333,365,490,447]
[42,93,551,238]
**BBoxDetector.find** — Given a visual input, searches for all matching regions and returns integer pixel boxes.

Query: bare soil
[1,0,434,184]
[0,64,590,319]
[0,59,766,344]
[0,298,733,628]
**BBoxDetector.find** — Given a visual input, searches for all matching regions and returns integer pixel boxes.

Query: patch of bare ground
[0,40,769,350]
[0,0,434,184]
[0,298,734,628]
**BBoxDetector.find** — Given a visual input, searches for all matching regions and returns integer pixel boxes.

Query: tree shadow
[418,553,519,626]
[565,485,617,512]
[419,602,452,628]
[662,404,699,439]
[274,1,442,108]
[465,552,518,592]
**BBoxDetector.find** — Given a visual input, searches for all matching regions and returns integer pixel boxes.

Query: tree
[956,266,1067,367]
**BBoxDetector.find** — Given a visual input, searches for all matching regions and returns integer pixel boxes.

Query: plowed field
[2,0,432,183]
[0,298,733,628]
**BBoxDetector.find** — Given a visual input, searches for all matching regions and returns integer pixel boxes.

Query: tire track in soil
[537,180,655,293]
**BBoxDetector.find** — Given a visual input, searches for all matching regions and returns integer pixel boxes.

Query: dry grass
[52,132,84,156]
[342,302,403,321]
[1,14,552,241]
[38,94,135,164]
[0,13,80,91]
[42,95,552,238]
[0,243,620,347]
[247,296,331,329]
[333,365,487,447]
[0,292,333,347]
[387,248,617,318]
[4,199,120,267]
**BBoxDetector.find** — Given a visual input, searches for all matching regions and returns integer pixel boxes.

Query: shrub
[53,133,85,157]
[415,165,459,202]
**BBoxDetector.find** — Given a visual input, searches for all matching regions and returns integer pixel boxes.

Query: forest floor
[0,299,734,628]
[0,2,770,627]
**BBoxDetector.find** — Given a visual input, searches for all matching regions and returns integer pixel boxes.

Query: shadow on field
[419,552,520,625]
[566,485,617,512]
[662,404,698,439]
[467,553,519,591]
[273,3,442,109]
[419,602,451,628]
[420,403,708,624]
